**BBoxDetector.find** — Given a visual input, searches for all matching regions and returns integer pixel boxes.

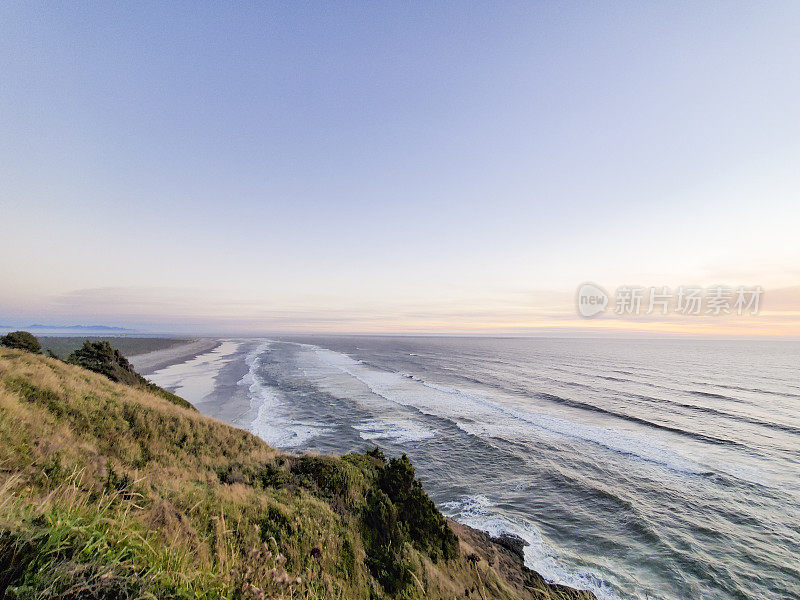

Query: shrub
[357,453,459,594]
[366,446,386,463]
[67,341,142,386]
[362,488,412,594]
[66,340,195,411]
[378,454,458,562]
[292,455,357,499]
[0,331,41,354]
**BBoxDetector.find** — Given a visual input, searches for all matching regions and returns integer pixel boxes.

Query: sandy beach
[129,338,222,375]
[140,339,258,431]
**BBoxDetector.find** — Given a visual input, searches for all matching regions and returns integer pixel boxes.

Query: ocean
[148,336,800,600]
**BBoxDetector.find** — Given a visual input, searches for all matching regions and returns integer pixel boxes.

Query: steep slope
[0,349,596,600]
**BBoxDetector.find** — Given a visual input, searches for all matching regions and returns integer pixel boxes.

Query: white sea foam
[440,495,623,600]
[308,346,709,477]
[292,346,438,443]
[400,371,424,382]
[239,341,330,449]
[353,417,435,443]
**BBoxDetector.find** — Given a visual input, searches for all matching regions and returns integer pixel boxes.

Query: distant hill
[26,324,136,332]
[0,348,596,600]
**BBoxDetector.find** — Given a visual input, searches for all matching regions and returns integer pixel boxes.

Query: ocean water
[150,336,800,600]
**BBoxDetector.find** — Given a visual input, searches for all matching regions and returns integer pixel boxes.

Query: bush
[0,331,41,354]
[378,454,458,562]
[66,341,194,411]
[362,488,412,594]
[292,455,356,498]
[357,452,459,594]
[67,341,142,386]
[366,446,386,463]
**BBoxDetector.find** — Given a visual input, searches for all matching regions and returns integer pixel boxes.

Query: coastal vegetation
[66,340,194,411]
[0,347,595,600]
[33,337,190,362]
[0,332,41,355]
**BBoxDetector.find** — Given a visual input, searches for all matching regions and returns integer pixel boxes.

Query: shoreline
[0,347,597,600]
[129,338,222,375]
[133,338,599,599]
[140,339,254,429]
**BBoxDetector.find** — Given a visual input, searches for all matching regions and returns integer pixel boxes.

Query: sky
[1,2,799,336]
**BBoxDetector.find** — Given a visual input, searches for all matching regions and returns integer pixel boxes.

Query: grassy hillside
[0,349,595,600]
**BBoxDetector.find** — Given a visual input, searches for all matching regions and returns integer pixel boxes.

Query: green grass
[0,349,596,600]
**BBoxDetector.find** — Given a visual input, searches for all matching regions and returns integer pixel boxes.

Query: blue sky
[2,2,799,334]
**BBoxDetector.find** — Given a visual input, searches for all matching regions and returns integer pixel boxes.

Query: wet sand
[129,338,222,375]
[140,339,260,432]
